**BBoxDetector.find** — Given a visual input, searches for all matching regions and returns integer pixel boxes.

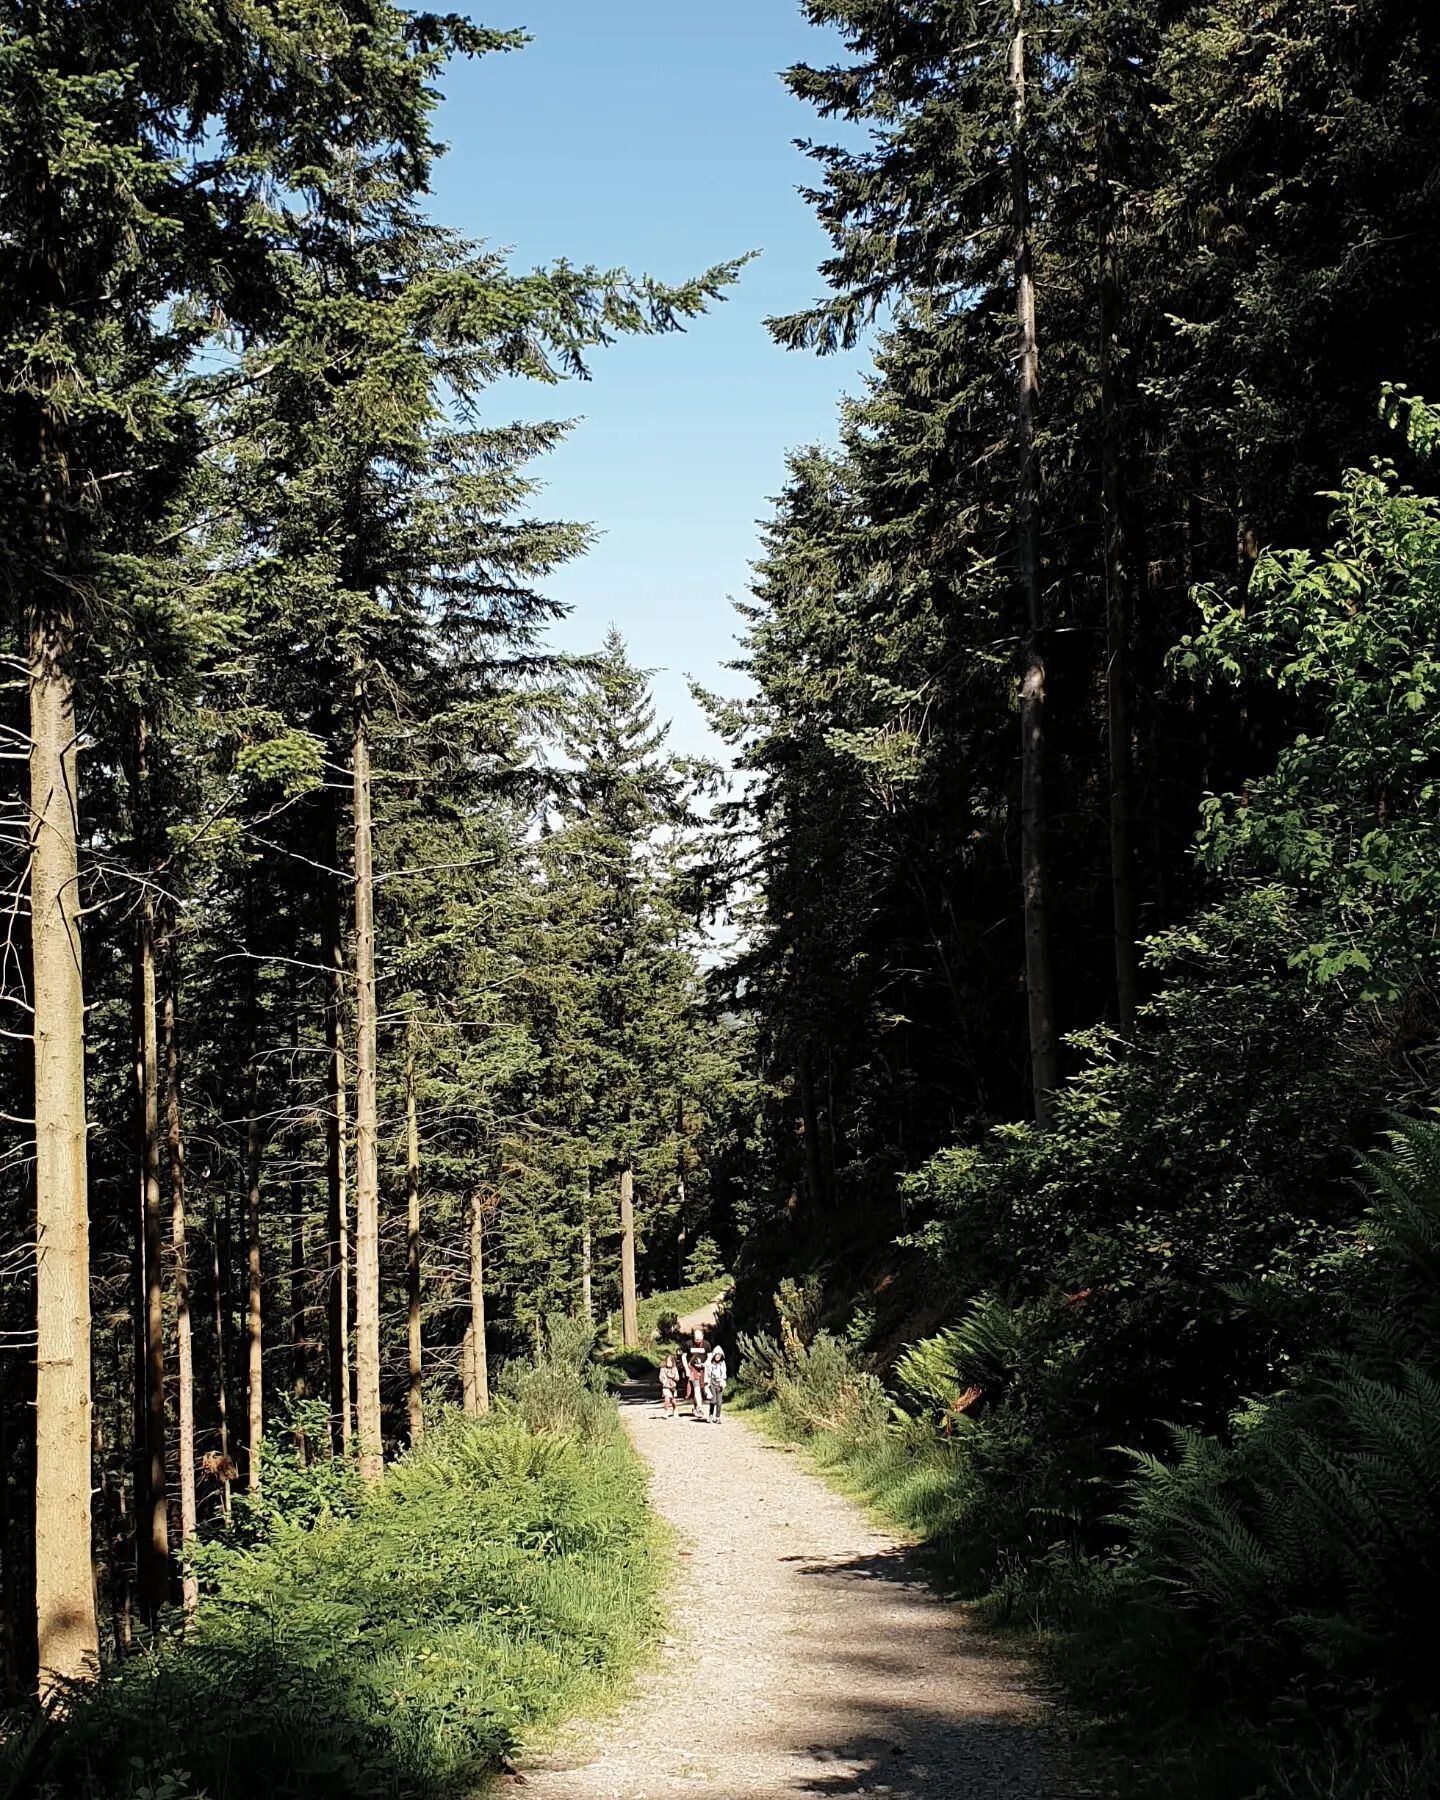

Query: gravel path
[518,1389,1081,1799]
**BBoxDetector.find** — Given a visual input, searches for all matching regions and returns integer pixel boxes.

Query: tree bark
[244,1098,264,1495]
[323,807,351,1456]
[580,1210,593,1325]
[619,1162,639,1348]
[1098,121,1140,1034]
[162,979,198,1620]
[29,607,100,1689]
[1010,0,1059,1126]
[352,712,383,1483]
[461,1322,478,1415]
[107,1329,133,1656]
[468,1187,490,1414]
[287,1010,308,1452]
[135,867,169,1619]
[208,1199,232,1520]
[404,1025,423,1447]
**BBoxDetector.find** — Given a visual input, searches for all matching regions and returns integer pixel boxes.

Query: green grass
[2,1411,664,1800]
[606,1277,732,1363]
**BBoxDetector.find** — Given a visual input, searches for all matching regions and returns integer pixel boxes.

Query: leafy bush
[775,1274,822,1352]
[219,1398,365,1551]
[497,1311,615,1440]
[1094,1119,1440,1790]
[893,1297,1026,1426]
[737,1304,886,1440]
[771,1332,888,1439]
[1,1409,659,1799]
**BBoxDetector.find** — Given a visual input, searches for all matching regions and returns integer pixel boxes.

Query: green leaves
[1183,438,1440,1001]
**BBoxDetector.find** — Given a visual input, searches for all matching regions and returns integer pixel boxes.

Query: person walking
[705,1344,728,1423]
[685,1329,709,1418]
[659,1352,680,1418]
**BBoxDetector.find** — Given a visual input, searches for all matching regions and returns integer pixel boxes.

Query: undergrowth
[736,1119,1440,1800]
[1,1360,660,1799]
[605,1276,732,1367]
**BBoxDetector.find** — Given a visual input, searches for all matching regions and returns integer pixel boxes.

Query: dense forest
[0,0,746,1711]
[718,2,1440,1793]
[4,0,1440,1796]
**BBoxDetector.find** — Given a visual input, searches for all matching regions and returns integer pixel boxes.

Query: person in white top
[705,1345,728,1423]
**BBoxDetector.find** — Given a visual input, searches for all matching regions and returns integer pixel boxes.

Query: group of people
[660,1328,727,1422]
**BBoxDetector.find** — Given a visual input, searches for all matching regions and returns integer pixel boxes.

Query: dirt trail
[519,1389,1081,1799]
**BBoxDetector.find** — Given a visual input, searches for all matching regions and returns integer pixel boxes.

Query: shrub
[497,1311,614,1440]
[1,1410,659,1800]
[776,1274,823,1352]
[1080,1118,1440,1792]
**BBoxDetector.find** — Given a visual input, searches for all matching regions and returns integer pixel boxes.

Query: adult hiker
[684,1328,709,1418]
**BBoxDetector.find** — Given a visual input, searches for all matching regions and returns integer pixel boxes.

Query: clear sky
[427,2,867,755]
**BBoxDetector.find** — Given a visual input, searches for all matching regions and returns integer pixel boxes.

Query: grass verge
[605,1278,733,1368]
[2,1411,663,1800]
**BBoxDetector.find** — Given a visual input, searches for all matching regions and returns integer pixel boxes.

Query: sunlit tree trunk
[461,1322,478,1415]
[323,811,351,1456]
[244,1094,264,1495]
[163,980,198,1620]
[134,840,169,1618]
[29,604,100,1688]
[619,1161,639,1347]
[469,1187,490,1413]
[404,1025,423,1447]
[287,1012,308,1463]
[1010,0,1059,1126]
[352,710,383,1483]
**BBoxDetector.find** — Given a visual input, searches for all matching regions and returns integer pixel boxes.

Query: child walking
[659,1352,679,1418]
[705,1345,728,1423]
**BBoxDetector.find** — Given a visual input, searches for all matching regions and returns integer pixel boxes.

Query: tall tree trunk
[351,711,383,1483]
[618,1162,639,1348]
[135,865,169,1620]
[461,1322,478,1415]
[29,607,100,1688]
[287,1011,308,1455]
[107,1330,133,1656]
[208,1199,232,1520]
[323,811,351,1456]
[468,1188,490,1414]
[404,1025,423,1447]
[580,1212,593,1324]
[129,1155,147,1628]
[244,1098,264,1495]
[1098,124,1140,1034]
[162,980,198,1620]
[1009,0,1059,1126]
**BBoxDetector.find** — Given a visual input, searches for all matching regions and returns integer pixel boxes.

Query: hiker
[705,1344,728,1423]
[659,1351,680,1418]
[685,1329,709,1417]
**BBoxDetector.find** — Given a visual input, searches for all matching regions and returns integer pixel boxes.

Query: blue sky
[428,2,868,755]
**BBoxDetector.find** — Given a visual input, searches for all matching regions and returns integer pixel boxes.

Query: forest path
[516,1389,1081,1799]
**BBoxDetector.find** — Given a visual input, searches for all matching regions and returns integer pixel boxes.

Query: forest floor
[516,1388,1084,1799]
